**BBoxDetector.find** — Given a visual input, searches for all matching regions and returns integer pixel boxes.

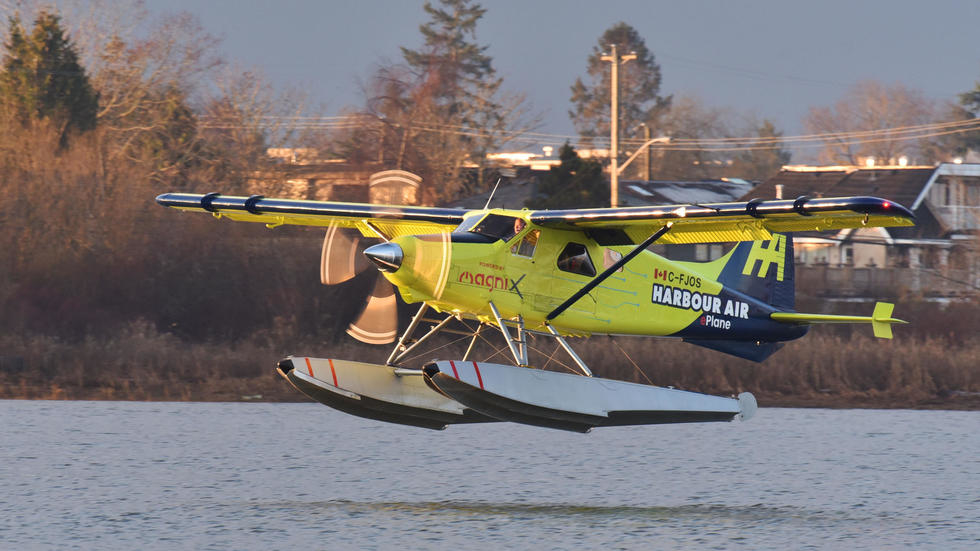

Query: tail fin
[871,302,899,338]
[717,233,795,310]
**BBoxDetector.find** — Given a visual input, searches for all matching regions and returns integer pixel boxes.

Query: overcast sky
[103,0,980,148]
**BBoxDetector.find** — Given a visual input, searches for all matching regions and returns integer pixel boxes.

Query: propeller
[320,223,372,284]
[320,224,400,344]
[345,275,399,344]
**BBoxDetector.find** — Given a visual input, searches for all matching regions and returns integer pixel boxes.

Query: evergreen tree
[401,0,500,122]
[569,22,670,146]
[390,0,511,202]
[732,119,792,181]
[0,11,98,143]
[526,143,608,209]
[134,86,203,184]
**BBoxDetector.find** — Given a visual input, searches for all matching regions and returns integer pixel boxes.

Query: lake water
[1,400,977,550]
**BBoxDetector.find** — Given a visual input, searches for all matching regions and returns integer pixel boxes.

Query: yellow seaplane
[157,191,913,432]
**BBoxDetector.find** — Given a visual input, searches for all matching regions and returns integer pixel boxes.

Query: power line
[199,114,980,153]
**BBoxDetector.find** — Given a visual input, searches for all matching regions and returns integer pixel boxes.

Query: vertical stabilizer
[717,233,795,310]
[872,302,896,339]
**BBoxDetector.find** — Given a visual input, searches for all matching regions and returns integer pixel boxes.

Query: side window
[602,248,623,272]
[557,242,596,277]
[511,229,539,258]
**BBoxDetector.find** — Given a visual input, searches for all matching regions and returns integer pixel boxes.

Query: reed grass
[1,319,976,409]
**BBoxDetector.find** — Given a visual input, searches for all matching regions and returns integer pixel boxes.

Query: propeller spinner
[364,242,403,272]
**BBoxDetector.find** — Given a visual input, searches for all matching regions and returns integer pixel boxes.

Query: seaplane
[157,190,914,432]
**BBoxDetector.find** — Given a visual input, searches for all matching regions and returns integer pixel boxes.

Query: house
[740,163,980,299]
[249,151,422,205]
[618,178,755,207]
[623,179,758,262]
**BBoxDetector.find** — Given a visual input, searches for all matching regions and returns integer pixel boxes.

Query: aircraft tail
[770,301,907,339]
[716,233,795,310]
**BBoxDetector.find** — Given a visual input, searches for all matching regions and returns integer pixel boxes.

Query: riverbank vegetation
[2,299,979,409]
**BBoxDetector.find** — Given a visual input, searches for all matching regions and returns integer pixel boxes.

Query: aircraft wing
[155,192,467,239]
[528,196,915,244]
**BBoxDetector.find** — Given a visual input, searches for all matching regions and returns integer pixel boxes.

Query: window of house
[694,244,708,261]
[557,242,596,277]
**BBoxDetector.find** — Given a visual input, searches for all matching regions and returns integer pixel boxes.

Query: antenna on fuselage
[483,178,502,210]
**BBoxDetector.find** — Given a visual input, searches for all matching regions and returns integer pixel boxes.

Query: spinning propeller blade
[320,224,399,344]
[320,224,372,285]
[346,276,399,345]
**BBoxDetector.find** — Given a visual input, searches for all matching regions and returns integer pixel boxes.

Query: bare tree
[653,95,732,180]
[804,80,936,165]
[198,68,307,194]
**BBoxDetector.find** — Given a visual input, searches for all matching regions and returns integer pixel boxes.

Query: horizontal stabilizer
[769,301,907,339]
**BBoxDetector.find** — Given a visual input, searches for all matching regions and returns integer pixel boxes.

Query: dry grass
[2,319,977,410]
[569,331,980,408]
[0,319,384,402]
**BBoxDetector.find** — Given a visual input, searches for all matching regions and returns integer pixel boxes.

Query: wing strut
[546,223,674,321]
[543,323,593,377]
[385,304,456,367]
[488,302,528,367]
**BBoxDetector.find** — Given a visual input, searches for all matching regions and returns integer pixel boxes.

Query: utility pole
[601,45,636,208]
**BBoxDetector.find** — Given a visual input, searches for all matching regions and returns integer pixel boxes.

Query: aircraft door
[532,240,598,315]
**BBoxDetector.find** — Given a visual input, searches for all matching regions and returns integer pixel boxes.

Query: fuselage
[374,209,807,343]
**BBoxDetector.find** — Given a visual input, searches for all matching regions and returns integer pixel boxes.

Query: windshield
[458,213,524,242]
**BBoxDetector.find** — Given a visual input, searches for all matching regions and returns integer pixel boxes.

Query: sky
[31,0,980,150]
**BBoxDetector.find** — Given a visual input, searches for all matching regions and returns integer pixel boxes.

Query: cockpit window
[557,242,596,277]
[453,215,482,234]
[465,213,524,242]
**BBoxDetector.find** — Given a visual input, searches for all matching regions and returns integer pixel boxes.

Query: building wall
[929,175,980,231]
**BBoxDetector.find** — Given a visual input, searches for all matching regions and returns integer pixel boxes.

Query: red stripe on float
[327,358,339,387]
[305,357,314,377]
[472,361,484,390]
[449,361,460,379]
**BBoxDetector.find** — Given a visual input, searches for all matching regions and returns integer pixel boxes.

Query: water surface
[1,401,977,549]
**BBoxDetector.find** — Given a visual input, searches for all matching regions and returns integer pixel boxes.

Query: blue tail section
[717,233,795,311]
[683,339,785,362]
[681,234,800,362]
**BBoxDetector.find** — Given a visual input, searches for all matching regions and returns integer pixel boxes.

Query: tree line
[0,5,350,346]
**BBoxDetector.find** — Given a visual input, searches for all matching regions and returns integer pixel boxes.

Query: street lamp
[634,122,652,181]
[618,136,671,177]
[601,44,636,208]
